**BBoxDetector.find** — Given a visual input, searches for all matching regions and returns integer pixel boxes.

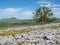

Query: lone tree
[33,6,56,24]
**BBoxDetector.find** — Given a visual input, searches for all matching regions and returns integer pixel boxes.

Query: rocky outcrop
[0,23,60,45]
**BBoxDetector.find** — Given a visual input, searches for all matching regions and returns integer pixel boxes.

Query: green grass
[0,25,37,30]
[0,29,31,36]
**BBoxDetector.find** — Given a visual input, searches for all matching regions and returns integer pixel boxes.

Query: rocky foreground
[0,23,60,45]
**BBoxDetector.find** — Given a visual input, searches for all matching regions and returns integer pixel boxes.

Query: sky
[0,0,60,19]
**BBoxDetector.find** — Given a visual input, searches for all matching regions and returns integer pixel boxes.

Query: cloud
[0,8,19,14]
[51,7,60,18]
[52,8,60,10]
[52,8,60,15]
[21,10,33,16]
[40,4,59,7]
[0,8,33,16]
[0,8,34,19]
[38,0,59,7]
[37,0,51,4]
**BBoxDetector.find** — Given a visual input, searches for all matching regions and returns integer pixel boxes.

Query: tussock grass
[0,27,9,30]
[0,29,31,36]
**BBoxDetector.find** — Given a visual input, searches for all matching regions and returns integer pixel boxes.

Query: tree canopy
[33,6,56,24]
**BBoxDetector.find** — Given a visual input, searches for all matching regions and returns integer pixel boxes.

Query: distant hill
[0,17,37,26]
[0,17,60,27]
